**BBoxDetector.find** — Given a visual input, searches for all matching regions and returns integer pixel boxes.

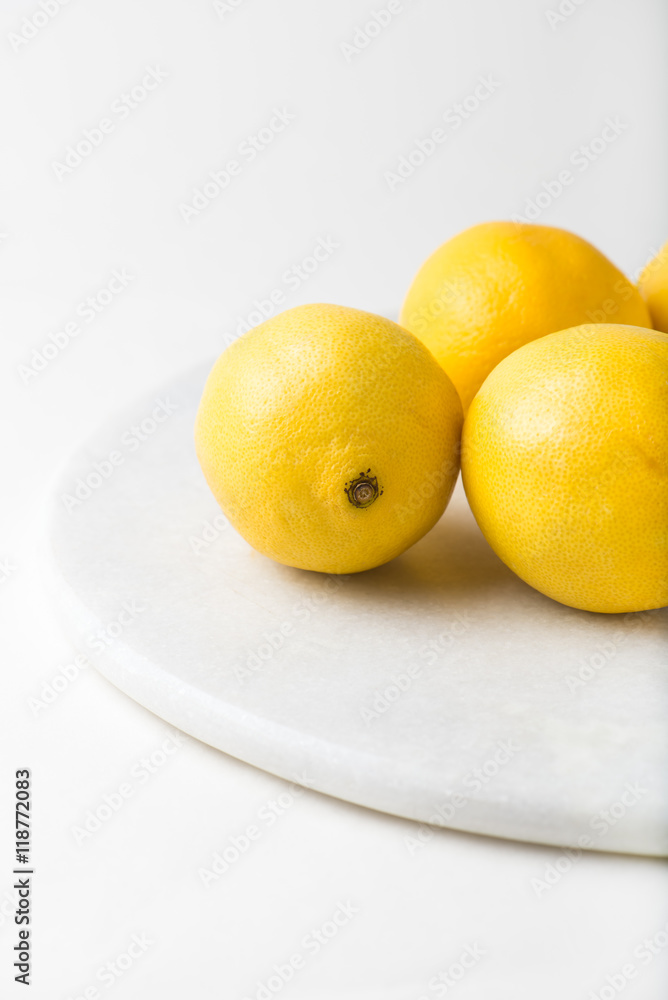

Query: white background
[1,0,667,997]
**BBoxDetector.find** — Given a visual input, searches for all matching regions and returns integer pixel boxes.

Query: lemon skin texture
[638,240,668,333]
[400,222,652,412]
[462,324,668,614]
[195,304,463,574]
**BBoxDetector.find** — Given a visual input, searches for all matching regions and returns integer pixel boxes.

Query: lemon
[400,222,651,412]
[195,304,463,574]
[638,240,668,333]
[461,324,668,613]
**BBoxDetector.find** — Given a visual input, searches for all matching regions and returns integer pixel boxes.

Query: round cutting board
[44,364,668,855]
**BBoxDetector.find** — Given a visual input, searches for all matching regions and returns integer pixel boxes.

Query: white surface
[1,0,668,997]
[46,363,668,857]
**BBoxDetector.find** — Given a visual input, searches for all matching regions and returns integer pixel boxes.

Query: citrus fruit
[195,303,463,574]
[400,222,651,411]
[638,240,668,333]
[461,324,668,614]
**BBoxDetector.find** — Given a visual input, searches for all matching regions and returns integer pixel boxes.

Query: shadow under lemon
[278,483,530,614]
[274,483,668,638]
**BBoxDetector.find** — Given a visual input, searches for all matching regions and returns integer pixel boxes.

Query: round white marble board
[44,363,668,856]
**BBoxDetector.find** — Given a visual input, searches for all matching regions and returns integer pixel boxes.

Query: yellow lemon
[638,240,668,333]
[195,304,463,574]
[400,222,651,412]
[461,324,668,613]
